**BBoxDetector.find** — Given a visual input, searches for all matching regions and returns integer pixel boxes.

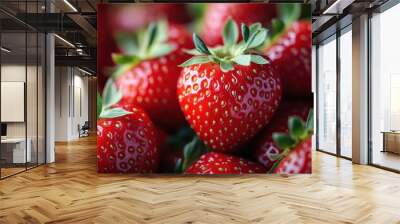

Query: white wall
[54,67,89,141]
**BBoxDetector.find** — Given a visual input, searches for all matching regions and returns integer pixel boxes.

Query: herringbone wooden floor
[1,136,400,224]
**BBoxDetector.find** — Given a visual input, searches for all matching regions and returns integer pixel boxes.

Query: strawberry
[112,21,193,131]
[185,152,266,174]
[178,19,282,152]
[265,20,312,98]
[254,100,312,170]
[274,138,311,174]
[202,3,277,46]
[270,110,313,174]
[97,79,159,173]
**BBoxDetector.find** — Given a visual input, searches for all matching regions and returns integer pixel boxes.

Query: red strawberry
[254,100,312,170]
[112,21,193,131]
[265,20,312,98]
[185,152,266,174]
[178,19,282,152]
[275,138,311,174]
[271,111,313,174]
[202,3,277,46]
[97,79,159,173]
[97,4,191,93]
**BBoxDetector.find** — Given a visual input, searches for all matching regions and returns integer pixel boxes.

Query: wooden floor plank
[0,136,400,223]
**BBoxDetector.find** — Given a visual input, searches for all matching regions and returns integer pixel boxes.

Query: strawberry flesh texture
[202,3,277,46]
[178,59,282,152]
[186,152,266,174]
[274,137,312,174]
[116,24,193,131]
[266,20,312,98]
[97,105,159,173]
[254,100,312,170]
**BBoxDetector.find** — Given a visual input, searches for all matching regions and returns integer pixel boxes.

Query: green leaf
[223,18,239,46]
[153,20,168,44]
[272,133,296,150]
[241,23,250,43]
[97,92,102,118]
[220,60,234,72]
[99,108,132,119]
[183,48,203,56]
[306,109,314,132]
[111,62,138,80]
[249,23,262,34]
[102,79,123,109]
[251,55,269,65]
[272,19,285,35]
[179,56,211,67]
[233,54,251,66]
[248,28,268,49]
[279,3,301,25]
[148,43,176,58]
[181,136,209,172]
[174,158,183,173]
[140,22,157,55]
[112,54,140,65]
[193,33,211,55]
[288,116,306,140]
[115,32,139,55]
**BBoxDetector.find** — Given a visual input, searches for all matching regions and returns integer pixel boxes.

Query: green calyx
[272,109,314,150]
[111,20,176,79]
[175,136,210,173]
[98,78,132,119]
[268,109,314,173]
[180,18,270,72]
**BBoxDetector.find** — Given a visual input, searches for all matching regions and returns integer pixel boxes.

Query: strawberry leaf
[273,133,296,150]
[279,3,301,25]
[111,63,137,80]
[97,92,102,118]
[148,43,176,58]
[288,116,306,140]
[99,108,132,119]
[251,55,269,65]
[306,109,314,132]
[248,28,268,49]
[241,23,250,43]
[112,54,140,65]
[183,48,203,56]
[115,32,139,55]
[180,56,211,67]
[223,18,239,46]
[181,136,209,172]
[233,54,251,66]
[220,60,234,72]
[102,79,122,109]
[193,33,211,55]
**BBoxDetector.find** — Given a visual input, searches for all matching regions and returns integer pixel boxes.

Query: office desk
[382,131,400,154]
[1,138,31,163]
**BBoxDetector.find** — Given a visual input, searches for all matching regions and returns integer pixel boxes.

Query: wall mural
[97,3,313,174]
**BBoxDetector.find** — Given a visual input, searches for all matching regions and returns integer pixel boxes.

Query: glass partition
[370,3,400,171]
[0,1,46,179]
[317,35,337,154]
[339,27,352,158]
